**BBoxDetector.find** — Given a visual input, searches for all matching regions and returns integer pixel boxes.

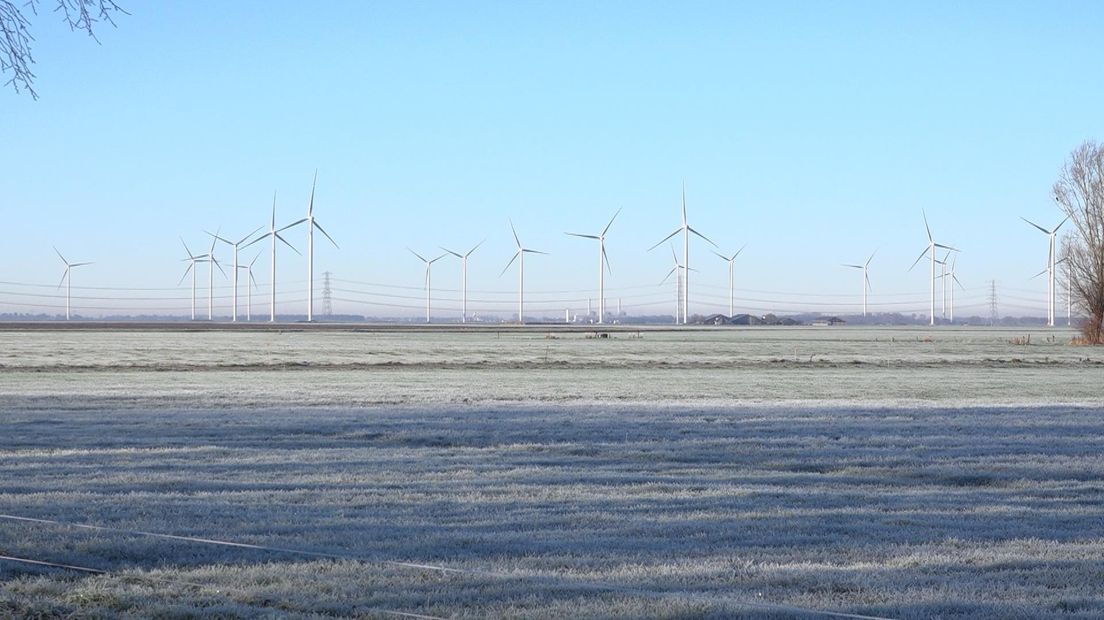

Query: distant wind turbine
[237,252,261,321]
[939,254,965,323]
[713,244,746,318]
[204,229,226,321]
[282,172,338,322]
[565,208,620,324]
[908,211,958,326]
[409,249,448,323]
[440,240,484,323]
[660,244,693,324]
[842,250,875,317]
[500,220,547,324]
[54,247,91,321]
[243,192,301,323]
[208,226,262,322]
[179,238,209,321]
[649,183,716,324]
[1021,215,1068,327]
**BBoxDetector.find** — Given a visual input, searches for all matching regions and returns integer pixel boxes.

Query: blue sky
[3,1,1102,319]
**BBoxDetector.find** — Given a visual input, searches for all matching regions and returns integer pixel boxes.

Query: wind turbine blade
[178,263,193,286]
[865,273,872,292]
[308,170,317,217]
[907,247,929,272]
[602,207,622,237]
[211,256,227,277]
[180,238,195,260]
[271,191,277,229]
[58,268,68,289]
[523,248,548,255]
[250,270,258,289]
[933,243,959,252]
[440,247,463,258]
[249,252,261,268]
[205,230,232,245]
[313,221,339,249]
[713,250,729,262]
[866,249,877,267]
[53,246,67,264]
[499,251,520,277]
[275,233,301,255]
[565,232,600,240]
[1053,215,1070,234]
[842,264,863,269]
[70,262,93,267]
[466,239,486,257]
[208,227,221,253]
[1030,267,1048,279]
[660,266,677,284]
[602,245,612,275]
[278,218,308,232]
[734,243,746,259]
[509,219,521,249]
[648,229,681,251]
[237,226,263,245]
[669,243,678,264]
[408,248,429,263]
[429,253,448,264]
[953,274,965,290]
[922,209,932,242]
[681,182,687,226]
[687,226,718,247]
[1021,217,1049,235]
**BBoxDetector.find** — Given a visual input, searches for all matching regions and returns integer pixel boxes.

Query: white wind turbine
[54,247,92,321]
[243,192,300,323]
[500,220,547,324]
[908,211,958,326]
[1021,215,1068,327]
[660,243,689,324]
[440,240,484,323]
[649,184,716,324]
[283,173,338,322]
[565,208,621,324]
[236,252,261,321]
[208,226,262,322]
[204,229,226,321]
[946,254,964,323]
[409,249,448,323]
[179,239,209,321]
[937,251,950,319]
[842,250,875,317]
[713,244,746,318]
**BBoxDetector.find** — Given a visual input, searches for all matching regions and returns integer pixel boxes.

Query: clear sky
[3,1,1103,319]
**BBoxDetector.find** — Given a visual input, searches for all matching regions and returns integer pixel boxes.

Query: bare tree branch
[0,0,126,99]
[1055,141,1104,342]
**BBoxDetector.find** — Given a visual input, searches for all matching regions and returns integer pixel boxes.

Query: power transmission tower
[988,280,999,326]
[322,271,333,317]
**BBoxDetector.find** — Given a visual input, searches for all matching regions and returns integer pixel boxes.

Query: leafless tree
[1,0,125,99]
[1055,141,1104,343]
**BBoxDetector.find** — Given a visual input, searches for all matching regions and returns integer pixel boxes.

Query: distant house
[811,317,846,326]
[701,314,731,325]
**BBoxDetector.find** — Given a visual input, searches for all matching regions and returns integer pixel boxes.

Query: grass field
[1,326,1102,618]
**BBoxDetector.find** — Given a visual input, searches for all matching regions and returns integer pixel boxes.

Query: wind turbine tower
[713,245,746,318]
[208,227,262,322]
[649,184,716,324]
[283,172,338,322]
[909,211,958,326]
[500,220,547,324]
[565,208,620,324]
[441,240,484,323]
[180,239,208,321]
[410,249,447,323]
[1021,215,1068,327]
[54,248,92,321]
[243,192,300,323]
[842,250,875,317]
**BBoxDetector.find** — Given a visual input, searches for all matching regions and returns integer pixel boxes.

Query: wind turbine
[208,227,262,322]
[500,220,547,324]
[179,238,209,321]
[937,251,951,319]
[649,183,716,324]
[660,244,686,324]
[236,252,261,321]
[441,240,484,323]
[713,244,746,318]
[842,250,875,317]
[409,249,447,323]
[282,172,339,322]
[939,254,965,323]
[54,247,91,321]
[243,192,300,323]
[1021,215,1068,327]
[565,208,620,324]
[908,211,958,326]
[204,229,226,321]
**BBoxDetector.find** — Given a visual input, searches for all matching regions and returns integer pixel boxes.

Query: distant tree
[1,0,125,99]
[1054,141,1104,343]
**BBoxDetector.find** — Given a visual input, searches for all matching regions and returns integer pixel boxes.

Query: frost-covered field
[1,327,1102,618]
